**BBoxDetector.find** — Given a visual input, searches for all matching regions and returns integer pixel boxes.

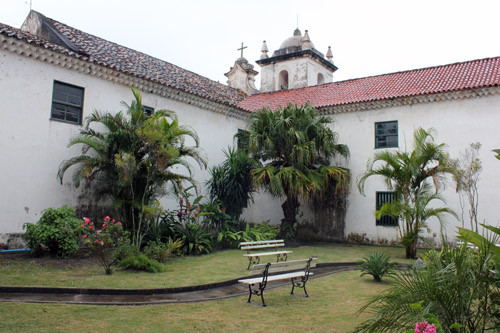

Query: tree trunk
[405,239,418,259]
[280,196,300,239]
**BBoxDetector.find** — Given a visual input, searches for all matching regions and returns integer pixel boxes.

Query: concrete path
[0,262,357,305]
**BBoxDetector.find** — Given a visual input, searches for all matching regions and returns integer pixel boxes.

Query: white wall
[0,48,247,240]
[333,93,500,244]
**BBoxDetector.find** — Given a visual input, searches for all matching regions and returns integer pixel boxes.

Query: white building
[1,11,499,247]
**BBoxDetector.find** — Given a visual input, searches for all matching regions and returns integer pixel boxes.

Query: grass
[0,243,424,332]
[0,270,392,332]
[0,243,420,289]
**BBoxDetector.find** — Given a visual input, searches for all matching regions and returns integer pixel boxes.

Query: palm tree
[58,87,206,247]
[358,127,454,258]
[244,103,350,238]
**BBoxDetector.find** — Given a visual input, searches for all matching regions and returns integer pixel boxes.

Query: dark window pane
[375,121,398,148]
[51,81,84,124]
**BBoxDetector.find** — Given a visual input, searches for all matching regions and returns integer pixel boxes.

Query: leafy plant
[81,216,128,274]
[118,250,163,273]
[143,238,183,262]
[177,223,213,255]
[358,252,397,282]
[358,128,454,259]
[217,221,279,248]
[355,242,498,332]
[243,103,350,239]
[58,88,207,249]
[207,147,260,220]
[450,142,482,232]
[23,205,83,257]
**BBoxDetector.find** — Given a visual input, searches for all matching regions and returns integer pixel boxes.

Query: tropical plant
[81,216,127,274]
[355,242,497,332]
[176,223,213,255]
[450,142,482,232]
[243,103,350,238]
[23,205,83,257]
[358,252,397,282]
[358,127,454,259]
[118,250,163,273]
[57,88,207,248]
[217,221,279,248]
[207,147,260,220]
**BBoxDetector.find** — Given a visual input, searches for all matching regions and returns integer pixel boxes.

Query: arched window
[317,73,325,85]
[278,70,289,90]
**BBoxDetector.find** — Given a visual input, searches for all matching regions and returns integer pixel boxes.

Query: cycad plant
[359,252,397,282]
[358,128,454,258]
[243,103,350,238]
[58,88,206,248]
[355,242,497,332]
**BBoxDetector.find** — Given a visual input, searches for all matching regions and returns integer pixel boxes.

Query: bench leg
[247,285,253,303]
[291,278,309,297]
[260,288,267,307]
[247,283,267,306]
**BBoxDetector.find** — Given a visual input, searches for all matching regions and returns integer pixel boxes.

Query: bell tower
[256,28,337,93]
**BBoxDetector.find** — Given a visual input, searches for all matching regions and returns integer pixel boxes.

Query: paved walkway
[0,262,357,305]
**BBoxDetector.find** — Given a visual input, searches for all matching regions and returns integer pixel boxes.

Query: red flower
[221,207,226,212]
[82,234,87,238]
[97,230,102,234]
[180,198,184,207]
[94,239,99,243]
[187,203,191,211]
[100,241,104,246]
[88,225,94,229]
[117,221,122,226]
[81,224,85,228]
[104,216,110,221]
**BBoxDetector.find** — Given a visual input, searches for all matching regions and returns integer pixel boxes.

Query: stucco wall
[0,48,247,241]
[332,93,500,244]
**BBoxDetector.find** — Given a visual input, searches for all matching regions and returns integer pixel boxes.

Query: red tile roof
[238,57,500,112]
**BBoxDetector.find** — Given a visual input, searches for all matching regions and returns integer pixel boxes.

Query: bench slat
[243,250,292,257]
[239,272,314,284]
[250,258,317,270]
[240,240,284,246]
[240,243,285,250]
[250,262,317,275]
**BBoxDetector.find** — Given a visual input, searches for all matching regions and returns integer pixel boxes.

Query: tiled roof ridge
[1,11,247,108]
[35,11,236,93]
[250,56,500,98]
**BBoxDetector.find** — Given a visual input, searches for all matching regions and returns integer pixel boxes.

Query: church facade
[1,11,499,246]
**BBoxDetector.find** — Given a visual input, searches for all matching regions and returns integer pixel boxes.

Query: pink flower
[82,234,87,238]
[100,241,104,245]
[94,239,99,243]
[104,216,110,221]
[83,217,90,225]
[112,219,115,222]
[81,224,85,228]
[88,225,94,229]
[97,230,102,234]
[415,322,437,333]
[117,221,122,226]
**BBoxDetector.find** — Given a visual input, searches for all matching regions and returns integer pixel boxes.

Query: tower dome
[256,28,338,93]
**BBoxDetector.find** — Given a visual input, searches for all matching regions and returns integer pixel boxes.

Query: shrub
[355,243,498,332]
[143,238,183,262]
[358,252,397,282]
[118,251,163,273]
[23,205,82,257]
[217,221,279,249]
[81,216,128,274]
[177,223,213,255]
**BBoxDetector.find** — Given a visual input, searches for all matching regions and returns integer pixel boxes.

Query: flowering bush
[81,216,128,274]
[414,322,436,333]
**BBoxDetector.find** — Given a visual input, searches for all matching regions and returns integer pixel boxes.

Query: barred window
[376,192,398,226]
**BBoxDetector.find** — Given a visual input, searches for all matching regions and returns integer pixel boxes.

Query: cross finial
[237,42,247,58]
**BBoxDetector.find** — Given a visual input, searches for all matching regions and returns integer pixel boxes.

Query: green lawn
[0,244,423,332]
[0,243,419,288]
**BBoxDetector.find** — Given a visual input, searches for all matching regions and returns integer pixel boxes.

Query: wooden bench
[240,239,292,269]
[238,257,317,307]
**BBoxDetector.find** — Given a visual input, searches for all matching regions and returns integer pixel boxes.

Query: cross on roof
[237,42,247,58]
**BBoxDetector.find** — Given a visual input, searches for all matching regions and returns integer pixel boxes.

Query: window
[142,105,154,116]
[236,129,249,151]
[375,121,398,148]
[278,70,289,90]
[317,73,325,85]
[51,81,84,124]
[376,192,398,226]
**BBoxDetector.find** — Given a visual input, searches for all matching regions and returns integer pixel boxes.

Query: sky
[2,0,500,88]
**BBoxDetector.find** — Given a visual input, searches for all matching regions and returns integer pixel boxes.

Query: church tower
[256,28,337,93]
